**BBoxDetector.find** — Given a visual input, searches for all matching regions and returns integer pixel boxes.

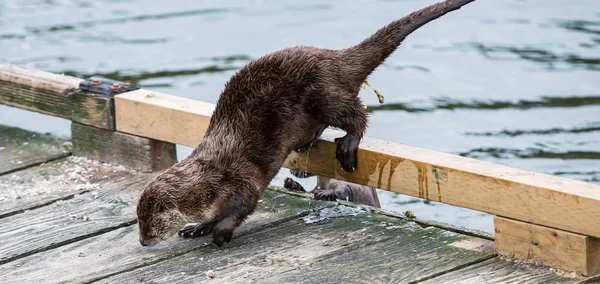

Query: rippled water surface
[1,0,599,233]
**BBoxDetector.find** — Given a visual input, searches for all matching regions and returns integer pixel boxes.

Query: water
[1,0,598,234]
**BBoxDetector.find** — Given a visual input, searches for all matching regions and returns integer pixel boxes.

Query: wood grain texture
[94,208,494,284]
[494,216,600,276]
[71,122,176,172]
[113,90,600,239]
[0,173,149,265]
[0,124,71,175]
[0,156,138,219]
[0,62,115,130]
[0,190,327,284]
[419,258,588,284]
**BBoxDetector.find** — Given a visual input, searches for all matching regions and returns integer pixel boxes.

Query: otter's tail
[342,0,475,84]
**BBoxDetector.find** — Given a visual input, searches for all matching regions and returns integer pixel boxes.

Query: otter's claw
[178,223,214,239]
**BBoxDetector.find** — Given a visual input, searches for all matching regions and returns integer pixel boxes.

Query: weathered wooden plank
[420,258,589,284]
[0,124,71,175]
[71,122,177,172]
[0,190,327,283]
[0,156,138,219]
[494,216,600,276]
[0,63,115,130]
[113,89,600,239]
[0,172,149,265]
[93,205,494,284]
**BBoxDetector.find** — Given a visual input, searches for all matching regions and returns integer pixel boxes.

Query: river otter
[284,170,381,208]
[137,0,476,247]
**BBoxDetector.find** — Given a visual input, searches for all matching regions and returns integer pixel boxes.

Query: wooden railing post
[494,216,600,276]
[71,122,176,172]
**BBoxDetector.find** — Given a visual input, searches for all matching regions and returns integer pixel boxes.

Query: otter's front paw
[212,217,237,247]
[314,189,337,201]
[178,223,214,238]
[334,135,359,172]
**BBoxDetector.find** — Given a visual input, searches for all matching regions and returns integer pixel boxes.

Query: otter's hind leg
[321,95,367,172]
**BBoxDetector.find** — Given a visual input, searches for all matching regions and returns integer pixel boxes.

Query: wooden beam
[494,216,600,276]
[114,90,600,239]
[114,89,214,147]
[0,63,115,130]
[71,123,176,172]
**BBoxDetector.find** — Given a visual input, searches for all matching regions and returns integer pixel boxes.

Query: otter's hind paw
[284,177,306,192]
[314,189,338,201]
[178,223,214,239]
[334,134,359,172]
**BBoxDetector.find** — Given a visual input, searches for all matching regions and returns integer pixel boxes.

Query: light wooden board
[71,122,177,172]
[114,90,600,239]
[0,156,138,219]
[115,89,214,147]
[0,172,149,265]
[0,190,323,284]
[495,216,600,276]
[93,207,495,284]
[0,63,115,130]
[0,124,71,175]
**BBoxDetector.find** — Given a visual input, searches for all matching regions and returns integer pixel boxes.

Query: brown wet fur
[137,0,475,247]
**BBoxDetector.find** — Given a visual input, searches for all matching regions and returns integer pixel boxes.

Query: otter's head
[136,175,189,247]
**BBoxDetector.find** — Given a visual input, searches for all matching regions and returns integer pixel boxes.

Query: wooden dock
[0,125,595,283]
[1,62,600,283]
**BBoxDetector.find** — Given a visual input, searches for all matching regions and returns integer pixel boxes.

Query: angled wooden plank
[71,123,177,173]
[0,124,71,175]
[0,173,149,265]
[0,63,115,130]
[0,156,138,219]
[419,258,588,284]
[495,216,600,276]
[92,205,494,284]
[113,89,600,239]
[0,190,326,284]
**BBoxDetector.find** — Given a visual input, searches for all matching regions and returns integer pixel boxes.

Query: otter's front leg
[212,216,239,246]
[178,223,215,238]
[211,198,258,247]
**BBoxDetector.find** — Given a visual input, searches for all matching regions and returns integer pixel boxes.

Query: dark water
[1,0,598,233]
